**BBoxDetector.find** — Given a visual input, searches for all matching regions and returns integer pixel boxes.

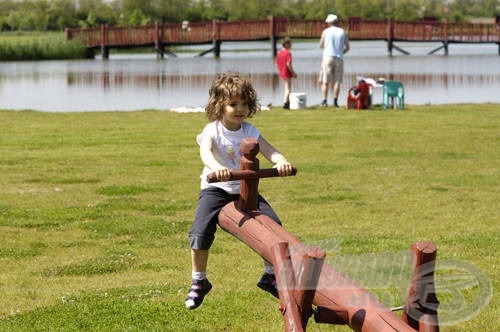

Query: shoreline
[1,103,498,114]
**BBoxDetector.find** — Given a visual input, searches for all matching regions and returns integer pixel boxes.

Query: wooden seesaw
[208,138,439,332]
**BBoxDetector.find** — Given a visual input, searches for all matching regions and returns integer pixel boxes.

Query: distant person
[347,79,371,110]
[276,37,297,109]
[319,14,350,108]
[185,72,295,310]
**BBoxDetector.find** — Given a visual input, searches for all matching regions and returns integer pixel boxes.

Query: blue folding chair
[382,81,404,110]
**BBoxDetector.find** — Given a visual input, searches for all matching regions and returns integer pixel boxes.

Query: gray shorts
[188,187,282,250]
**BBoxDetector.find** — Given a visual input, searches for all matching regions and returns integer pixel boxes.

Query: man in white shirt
[319,14,350,108]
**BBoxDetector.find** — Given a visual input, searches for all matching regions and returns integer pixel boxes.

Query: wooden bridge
[65,17,500,58]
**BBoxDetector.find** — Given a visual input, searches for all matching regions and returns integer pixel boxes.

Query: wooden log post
[269,16,277,57]
[493,16,500,54]
[402,241,440,331]
[291,244,325,328]
[154,21,164,59]
[238,138,260,211]
[212,20,221,57]
[272,242,326,331]
[273,242,304,331]
[100,24,109,60]
[387,18,394,56]
[215,138,417,332]
[428,20,447,55]
[442,20,449,56]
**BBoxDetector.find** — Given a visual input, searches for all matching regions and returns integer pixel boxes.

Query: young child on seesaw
[185,72,295,310]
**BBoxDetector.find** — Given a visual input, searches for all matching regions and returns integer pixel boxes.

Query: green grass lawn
[0,104,498,331]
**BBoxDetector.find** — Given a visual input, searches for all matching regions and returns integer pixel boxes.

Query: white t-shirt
[197,121,260,194]
[322,26,346,59]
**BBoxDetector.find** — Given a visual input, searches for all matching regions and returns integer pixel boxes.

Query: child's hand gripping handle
[207,167,297,183]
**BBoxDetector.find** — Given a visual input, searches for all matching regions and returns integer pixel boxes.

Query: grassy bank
[0,105,498,331]
[0,32,88,61]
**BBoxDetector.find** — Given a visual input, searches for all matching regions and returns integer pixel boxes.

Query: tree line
[0,0,498,32]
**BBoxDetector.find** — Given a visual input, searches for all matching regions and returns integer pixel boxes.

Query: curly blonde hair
[205,72,260,122]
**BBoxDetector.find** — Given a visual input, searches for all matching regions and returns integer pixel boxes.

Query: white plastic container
[289,92,307,110]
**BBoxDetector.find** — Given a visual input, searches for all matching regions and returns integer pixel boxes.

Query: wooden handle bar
[207,167,297,183]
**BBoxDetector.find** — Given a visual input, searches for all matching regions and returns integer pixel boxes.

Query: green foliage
[0,105,498,330]
[0,0,497,31]
[0,32,88,60]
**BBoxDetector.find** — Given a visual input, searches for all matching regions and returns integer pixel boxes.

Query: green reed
[0,32,88,61]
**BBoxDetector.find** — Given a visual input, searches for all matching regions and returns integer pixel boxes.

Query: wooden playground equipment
[208,138,440,331]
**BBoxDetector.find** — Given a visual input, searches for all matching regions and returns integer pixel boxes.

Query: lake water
[0,41,499,112]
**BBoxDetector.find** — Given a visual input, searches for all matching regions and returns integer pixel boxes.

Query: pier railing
[65,17,500,58]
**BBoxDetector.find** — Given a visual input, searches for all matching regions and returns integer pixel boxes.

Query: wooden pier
[65,17,500,58]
